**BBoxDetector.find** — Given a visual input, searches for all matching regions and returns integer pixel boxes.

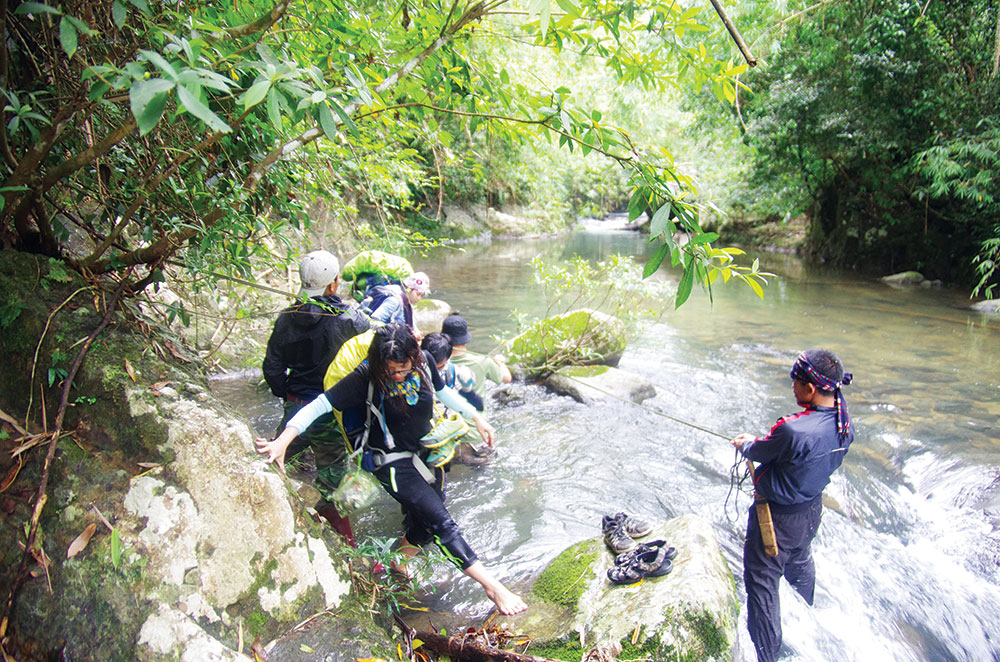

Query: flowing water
[214,219,1000,661]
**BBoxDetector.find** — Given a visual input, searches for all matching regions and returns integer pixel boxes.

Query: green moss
[685,610,729,659]
[530,539,600,609]
[619,631,668,660]
[525,637,584,661]
[560,364,610,378]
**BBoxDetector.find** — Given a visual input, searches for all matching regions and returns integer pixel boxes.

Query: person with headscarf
[255,323,527,616]
[730,348,854,662]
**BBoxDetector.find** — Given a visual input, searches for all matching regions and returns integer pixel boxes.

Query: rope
[556,372,732,439]
[556,371,754,521]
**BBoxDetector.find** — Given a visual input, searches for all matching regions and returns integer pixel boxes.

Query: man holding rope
[730,349,854,662]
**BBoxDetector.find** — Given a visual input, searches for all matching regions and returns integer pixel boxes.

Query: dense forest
[0,0,997,307]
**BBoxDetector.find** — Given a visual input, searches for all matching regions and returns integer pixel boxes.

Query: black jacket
[262,295,370,400]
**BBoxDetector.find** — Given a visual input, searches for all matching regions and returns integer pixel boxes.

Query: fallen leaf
[299,644,314,653]
[67,522,98,559]
[136,462,161,469]
[124,358,137,382]
[149,381,170,392]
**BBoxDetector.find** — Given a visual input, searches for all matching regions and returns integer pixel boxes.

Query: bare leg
[390,535,422,578]
[464,561,527,615]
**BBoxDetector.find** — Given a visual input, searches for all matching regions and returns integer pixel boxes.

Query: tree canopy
[0,0,773,311]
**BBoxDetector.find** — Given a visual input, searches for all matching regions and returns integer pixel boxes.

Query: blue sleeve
[742,418,794,465]
[371,295,402,324]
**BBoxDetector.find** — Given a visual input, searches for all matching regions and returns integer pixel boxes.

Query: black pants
[374,457,478,570]
[743,498,823,662]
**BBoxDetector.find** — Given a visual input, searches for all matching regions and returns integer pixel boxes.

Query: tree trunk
[992,0,1000,78]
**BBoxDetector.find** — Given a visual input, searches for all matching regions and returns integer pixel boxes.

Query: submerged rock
[497,515,738,661]
[544,365,656,405]
[506,308,627,373]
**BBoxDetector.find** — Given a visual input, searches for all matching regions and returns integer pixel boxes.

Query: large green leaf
[675,260,695,308]
[176,85,230,133]
[129,78,174,135]
[59,16,78,58]
[649,202,673,238]
[14,2,60,15]
[243,79,271,110]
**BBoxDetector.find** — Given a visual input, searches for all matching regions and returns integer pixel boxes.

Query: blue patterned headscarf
[790,350,853,444]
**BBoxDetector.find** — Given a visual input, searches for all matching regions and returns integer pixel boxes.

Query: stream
[213,219,1000,661]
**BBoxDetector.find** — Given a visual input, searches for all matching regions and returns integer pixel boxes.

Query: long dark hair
[367,323,425,397]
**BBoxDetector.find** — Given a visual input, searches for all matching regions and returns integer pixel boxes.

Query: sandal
[614,540,677,567]
[606,546,674,585]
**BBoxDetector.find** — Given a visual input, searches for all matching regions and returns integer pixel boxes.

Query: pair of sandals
[606,539,677,585]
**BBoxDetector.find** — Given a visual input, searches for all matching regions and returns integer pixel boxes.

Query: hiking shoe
[602,513,637,554]
[622,513,652,539]
[614,540,677,567]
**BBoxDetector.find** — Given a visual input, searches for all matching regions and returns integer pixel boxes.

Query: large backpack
[341,250,414,303]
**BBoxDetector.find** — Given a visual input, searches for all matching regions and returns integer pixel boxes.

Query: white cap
[299,250,340,297]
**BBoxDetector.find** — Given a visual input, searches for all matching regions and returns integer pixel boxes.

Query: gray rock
[970,299,1000,314]
[495,515,737,660]
[545,365,656,405]
[413,297,453,335]
[881,271,926,286]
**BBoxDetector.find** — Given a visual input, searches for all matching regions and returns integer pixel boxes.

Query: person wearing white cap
[367,271,430,338]
[262,250,370,543]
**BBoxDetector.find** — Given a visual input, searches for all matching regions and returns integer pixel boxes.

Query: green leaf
[140,50,178,81]
[177,85,230,133]
[14,2,60,15]
[128,0,150,15]
[675,261,695,308]
[111,0,127,27]
[688,232,718,246]
[649,202,673,238]
[745,275,764,299]
[266,87,282,132]
[59,16,78,58]
[111,528,122,569]
[329,99,358,137]
[643,242,669,278]
[345,64,372,106]
[243,79,271,110]
[317,103,339,141]
[129,78,174,135]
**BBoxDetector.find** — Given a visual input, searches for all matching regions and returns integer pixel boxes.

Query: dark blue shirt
[742,405,853,506]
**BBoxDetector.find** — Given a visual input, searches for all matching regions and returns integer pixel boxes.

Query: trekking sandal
[606,546,674,585]
[614,540,677,567]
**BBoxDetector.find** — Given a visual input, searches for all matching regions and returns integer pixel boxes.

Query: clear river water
[213,219,1000,661]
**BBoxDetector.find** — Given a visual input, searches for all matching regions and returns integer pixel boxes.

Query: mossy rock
[507,308,627,373]
[497,516,738,662]
[881,271,926,286]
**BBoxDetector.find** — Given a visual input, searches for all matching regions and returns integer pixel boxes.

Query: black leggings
[374,457,478,570]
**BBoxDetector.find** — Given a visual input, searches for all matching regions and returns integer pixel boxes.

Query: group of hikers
[255,249,855,660]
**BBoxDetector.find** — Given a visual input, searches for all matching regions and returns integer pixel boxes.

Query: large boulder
[496,515,738,660]
[544,365,656,405]
[506,308,627,374]
[0,251,358,661]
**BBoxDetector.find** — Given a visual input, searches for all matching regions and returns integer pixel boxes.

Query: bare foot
[484,584,528,615]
